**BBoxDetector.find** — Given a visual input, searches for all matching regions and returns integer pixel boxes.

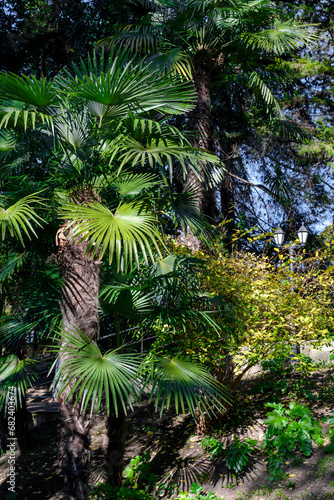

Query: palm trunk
[184,50,216,249]
[57,189,101,500]
[102,407,127,487]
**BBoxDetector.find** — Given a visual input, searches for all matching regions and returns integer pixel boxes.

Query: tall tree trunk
[56,189,101,500]
[184,50,216,250]
[102,407,127,487]
[220,159,235,246]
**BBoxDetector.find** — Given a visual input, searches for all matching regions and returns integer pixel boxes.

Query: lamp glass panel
[297,224,308,244]
[275,229,285,246]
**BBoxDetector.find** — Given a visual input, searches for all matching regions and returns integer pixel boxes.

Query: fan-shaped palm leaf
[105,118,223,184]
[241,21,318,55]
[0,100,53,131]
[100,283,155,317]
[169,185,211,237]
[0,251,26,282]
[98,25,160,52]
[0,354,37,410]
[145,48,193,79]
[60,201,162,269]
[0,194,45,246]
[0,73,57,108]
[54,108,93,150]
[0,130,16,151]
[0,74,56,130]
[154,253,178,276]
[112,172,159,197]
[0,321,37,349]
[63,50,196,117]
[53,328,142,416]
[145,356,230,417]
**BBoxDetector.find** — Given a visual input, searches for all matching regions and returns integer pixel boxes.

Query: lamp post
[273,222,309,357]
[274,222,309,272]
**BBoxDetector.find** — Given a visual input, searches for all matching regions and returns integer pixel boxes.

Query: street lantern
[274,227,285,247]
[297,222,309,246]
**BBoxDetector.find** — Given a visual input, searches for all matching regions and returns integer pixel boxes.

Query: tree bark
[220,159,235,246]
[56,189,101,500]
[102,407,127,487]
[184,50,216,250]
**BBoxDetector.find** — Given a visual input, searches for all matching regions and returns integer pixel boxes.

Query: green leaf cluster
[225,437,257,475]
[123,452,157,490]
[263,402,324,481]
[201,435,257,475]
[175,482,219,500]
[90,482,151,500]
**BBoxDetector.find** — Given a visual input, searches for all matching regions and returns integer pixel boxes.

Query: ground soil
[1,366,334,500]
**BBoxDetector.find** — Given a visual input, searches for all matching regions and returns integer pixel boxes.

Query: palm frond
[63,50,196,117]
[0,251,26,282]
[248,71,283,117]
[104,117,222,184]
[0,73,56,130]
[154,253,178,276]
[97,25,160,53]
[0,130,16,151]
[145,356,230,417]
[0,100,53,131]
[0,321,37,349]
[112,172,159,197]
[60,201,162,269]
[0,73,57,108]
[53,328,142,416]
[0,193,45,246]
[100,283,155,317]
[54,108,93,149]
[241,21,318,56]
[169,185,211,237]
[0,354,37,411]
[146,48,193,79]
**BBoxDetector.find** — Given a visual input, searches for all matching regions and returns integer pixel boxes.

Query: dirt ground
[1,367,334,500]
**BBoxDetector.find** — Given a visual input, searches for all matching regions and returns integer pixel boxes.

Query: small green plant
[175,482,219,499]
[262,402,324,482]
[324,412,334,453]
[314,455,334,478]
[201,435,257,477]
[226,482,235,489]
[235,493,247,500]
[225,437,257,477]
[287,480,296,490]
[201,436,224,459]
[123,452,157,489]
[90,483,151,500]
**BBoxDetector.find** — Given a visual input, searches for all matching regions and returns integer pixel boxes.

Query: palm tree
[99,0,317,245]
[0,50,228,499]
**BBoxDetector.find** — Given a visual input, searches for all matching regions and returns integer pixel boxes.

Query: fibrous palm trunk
[57,190,101,500]
[184,50,216,250]
[102,407,127,487]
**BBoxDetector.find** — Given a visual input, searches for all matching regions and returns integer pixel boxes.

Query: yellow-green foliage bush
[153,236,334,391]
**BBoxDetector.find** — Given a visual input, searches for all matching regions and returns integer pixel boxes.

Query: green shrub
[90,483,151,500]
[175,482,219,499]
[225,437,257,476]
[201,435,257,477]
[263,402,324,481]
[123,452,157,488]
[201,436,223,459]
